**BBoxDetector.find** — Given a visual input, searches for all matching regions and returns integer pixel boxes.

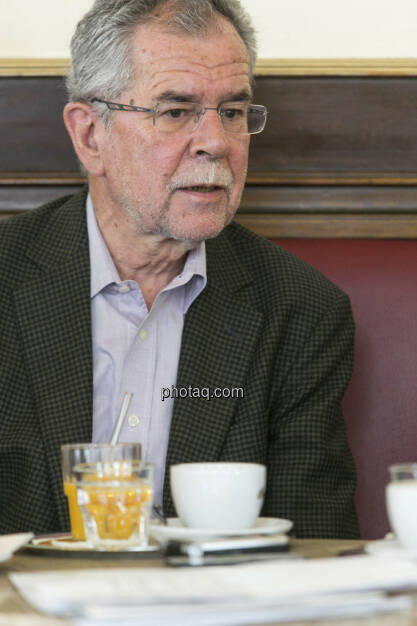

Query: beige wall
[1,0,416,58]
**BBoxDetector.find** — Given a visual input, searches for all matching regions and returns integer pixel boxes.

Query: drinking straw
[110,391,133,445]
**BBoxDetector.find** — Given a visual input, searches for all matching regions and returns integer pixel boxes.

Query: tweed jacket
[0,188,359,538]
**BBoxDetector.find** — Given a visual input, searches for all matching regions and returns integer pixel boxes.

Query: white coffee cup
[170,462,266,530]
[386,463,417,552]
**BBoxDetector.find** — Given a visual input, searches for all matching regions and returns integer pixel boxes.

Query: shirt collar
[168,241,207,313]
[87,194,120,297]
[86,193,207,307]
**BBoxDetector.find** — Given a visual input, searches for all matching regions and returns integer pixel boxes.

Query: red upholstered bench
[273,239,417,540]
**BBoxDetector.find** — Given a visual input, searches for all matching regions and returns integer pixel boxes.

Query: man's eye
[163,108,191,119]
[222,108,244,120]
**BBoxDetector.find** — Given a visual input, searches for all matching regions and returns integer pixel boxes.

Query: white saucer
[150,517,293,542]
[26,534,160,554]
[365,537,417,560]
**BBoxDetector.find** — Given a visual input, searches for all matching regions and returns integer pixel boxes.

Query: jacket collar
[15,187,92,529]
[24,187,90,271]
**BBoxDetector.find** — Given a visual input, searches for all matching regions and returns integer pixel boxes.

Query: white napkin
[0,617,62,625]
[71,593,412,626]
[10,553,417,624]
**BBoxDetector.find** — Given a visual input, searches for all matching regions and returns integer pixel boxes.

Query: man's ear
[63,102,105,177]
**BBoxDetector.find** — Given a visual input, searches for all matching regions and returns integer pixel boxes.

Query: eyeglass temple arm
[90,98,154,113]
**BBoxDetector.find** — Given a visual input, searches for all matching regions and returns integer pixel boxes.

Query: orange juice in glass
[61,443,142,541]
[75,460,154,550]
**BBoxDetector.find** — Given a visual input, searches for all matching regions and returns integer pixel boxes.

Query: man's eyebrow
[157,91,198,103]
[157,89,252,103]
[223,89,252,102]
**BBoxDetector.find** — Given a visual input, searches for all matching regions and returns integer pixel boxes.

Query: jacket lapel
[163,228,263,514]
[14,189,92,528]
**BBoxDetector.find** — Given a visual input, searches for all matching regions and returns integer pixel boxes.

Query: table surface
[1,538,416,625]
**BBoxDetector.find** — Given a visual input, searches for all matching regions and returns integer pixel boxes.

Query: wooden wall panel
[250,77,417,181]
[2,76,417,179]
[1,75,417,236]
[0,78,76,172]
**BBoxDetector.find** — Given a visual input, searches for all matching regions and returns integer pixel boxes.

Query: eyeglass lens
[155,102,266,134]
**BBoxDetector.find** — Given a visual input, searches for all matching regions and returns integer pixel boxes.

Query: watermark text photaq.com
[161,385,244,401]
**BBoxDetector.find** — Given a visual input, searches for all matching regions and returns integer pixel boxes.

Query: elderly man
[0,0,359,538]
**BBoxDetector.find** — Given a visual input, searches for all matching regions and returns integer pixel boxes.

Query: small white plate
[150,516,293,542]
[365,537,417,560]
[24,534,160,557]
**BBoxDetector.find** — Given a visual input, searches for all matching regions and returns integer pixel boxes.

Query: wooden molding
[2,172,417,187]
[235,213,417,238]
[1,57,417,77]
[255,58,417,76]
[0,58,70,76]
[2,180,417,238]
[247,173,417,186]
[0,173,85,185]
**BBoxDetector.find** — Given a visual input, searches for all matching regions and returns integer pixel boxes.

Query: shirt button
[127,414,140,428]
[118,284,130,293]
[139,328,148,340]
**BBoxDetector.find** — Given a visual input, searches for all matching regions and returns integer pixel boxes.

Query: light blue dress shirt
[86,195,207,508]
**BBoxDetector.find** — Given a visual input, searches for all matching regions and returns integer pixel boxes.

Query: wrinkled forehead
[127,16,251,99]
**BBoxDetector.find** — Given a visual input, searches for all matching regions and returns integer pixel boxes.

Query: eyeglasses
[90,97,267,135]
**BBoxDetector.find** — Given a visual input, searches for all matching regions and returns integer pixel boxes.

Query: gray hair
[66,0,257,123]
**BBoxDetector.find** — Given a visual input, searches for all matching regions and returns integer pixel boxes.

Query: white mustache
[167,163,233,192]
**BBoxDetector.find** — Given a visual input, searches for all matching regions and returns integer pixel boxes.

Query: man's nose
[189,108,229,159]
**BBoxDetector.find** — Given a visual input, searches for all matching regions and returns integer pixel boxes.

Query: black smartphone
[163,534,300,566]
